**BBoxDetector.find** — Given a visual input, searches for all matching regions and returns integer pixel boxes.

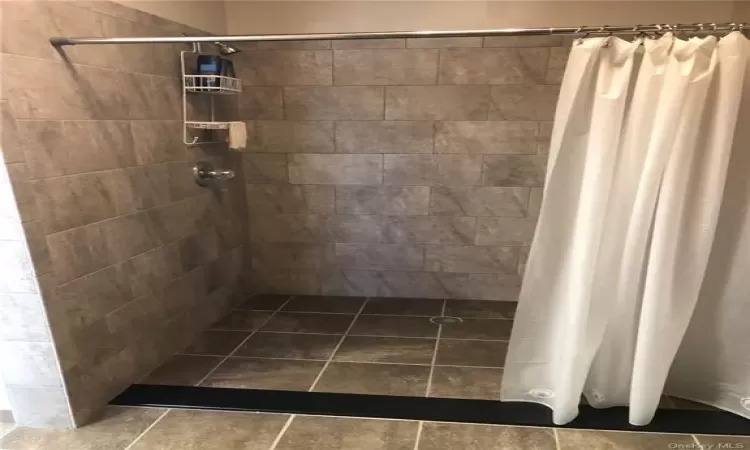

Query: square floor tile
[211,311,273,331]
[261,312,355,334]
[282,295,366,313]
[444,300,517,319]
[183,330,249,356]
[234,332,341,360]
[200,358,325,390]
[435,340,508,367]
[333,336,436,365]
[429,366,504,400]
[275,415,418,450]
[236,294,291,311]
[142,355,223,386]
[556,429,696,450]
[129,409,289,450]
[314,362,430,396]
[419,423,556,450]
[349,315,440,338]
[696,435,750,449]
[440,318,512,340]
[362,297,444,316]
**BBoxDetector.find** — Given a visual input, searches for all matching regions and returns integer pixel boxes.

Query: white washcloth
[228,121,247,151]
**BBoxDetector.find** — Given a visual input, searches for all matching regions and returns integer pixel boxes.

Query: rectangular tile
[252,40,332,50]
[436,340,508,367]
[386,86,490,120]
[425,245,520,274]
[289,154,382,185]
[313,362,429,396]
[250,120,334,153]
[556,430,696,450]
[283,295,365,313]
[444,299,516,319]
[429,186,529,217]
[435,121,538,154]
[376,271,471,299]
[4,386,72,428]
[407,37,483,48]
[484,35,564,47]
[335,243,425,270]
[250,243,336,269]
[334,49,438,85]
[238,50,332,85]
[284,86,385,120]
[349,315,440,338]
[0,342,61,387]
[249,214,383,244]
[261,312,355,334]
[242,154,288,184]
[419,423,556,450]
[234,332,341,360]
[332,39,405,49]
[142,355,224,386]
[429,366,504,400]
[476,217,537,245]
[238,87,284,119]
[547,46,569,84]
[0,293,50,342]
[183,330,249,355]
[276,416,417,450]
[384,155,482,186]
[333,336,436,364]
[211,311,273,331]
[440,318,513,340]
[237,294,292,311]
[335,121,434,154]
[362,297,444,316]
[336,186,430,215]
[246,184,334,214]
[489,85,559,120]
[47,223,111,284]
[383,216,476,245]
[438,48,549,84]
[483,155,547,187]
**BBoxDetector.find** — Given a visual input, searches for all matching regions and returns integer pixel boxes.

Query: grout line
[425,299,447,397]
[268,414,296,450]
[195,296,295,386]
[553,428,561,450]
[412,421,424,450]
[691,434,701,448]
[123,408,171,450]
[308,298,370,391]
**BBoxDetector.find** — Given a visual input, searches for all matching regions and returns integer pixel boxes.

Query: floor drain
[430,316,463,325]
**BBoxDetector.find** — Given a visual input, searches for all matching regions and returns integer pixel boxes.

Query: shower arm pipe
[49,22,747,47]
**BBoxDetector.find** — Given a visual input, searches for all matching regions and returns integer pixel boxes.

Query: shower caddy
[181,42,242,145]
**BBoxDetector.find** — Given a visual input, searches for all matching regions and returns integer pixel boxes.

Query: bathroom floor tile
[440,318,512,340]
[129,409,289,450]
[182,330,250,356]
[428,366,504,400]
[274,415,418,450]
[236,294,291,311]
[333,336,436,365]
[141,355,223,386]
[695,435,750,449]
[282,295,366,313]
[0,406,165,450]
[362,297,444,316]
[418,422,556,450]
[210,310,273,331]
[556,429,696,450]
[349,315,440,338]
[234,332,341,360]
[261,312,355,334]
[314,362,430,396]
[200,358,325,390]
[435,339,508,367]
[444,299,517,319]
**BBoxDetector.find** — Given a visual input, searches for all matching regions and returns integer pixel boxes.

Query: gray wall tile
[547,47,570,84]
[334,243,425,270]
[332,39,405,49]
[537,121,554,154]
[238,87,284,119]
[250,214,383,244]
[334,50,438,85]
[0,293,50,342]
[407,37,483,48]
[289,154,383,185]
[242,154,288,184]
[483,155,547,187]
[252,40,332,50]
[6,387,73,428]
[489,85,560,120]
[238,50,332,85]
[438,48,549,85]
[483,35,564,47]
[383,216,476,245]
[246,184,334,214]
[335,121,434,154]
[251,242,336,269]
[384,155,482,186]
[425,245,519,273]
[0,342,62,387]
[251,121,334,153]
[336,186,430,215]
[284,87,385,120]
[386,86,489,120]
[476,217,537,245]
[435,121,538,154]
[429,186,529,217]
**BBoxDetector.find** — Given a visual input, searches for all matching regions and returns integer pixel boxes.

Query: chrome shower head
[215,41,241,55]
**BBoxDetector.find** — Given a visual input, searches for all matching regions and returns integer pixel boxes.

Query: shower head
[215,41,241,55]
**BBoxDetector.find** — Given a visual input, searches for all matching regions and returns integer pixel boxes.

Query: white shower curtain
[501,32,750,426]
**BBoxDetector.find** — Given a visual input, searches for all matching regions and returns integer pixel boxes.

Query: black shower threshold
[111,384,750,436]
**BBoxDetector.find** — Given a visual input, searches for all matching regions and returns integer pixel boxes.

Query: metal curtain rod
[49,22,747,47]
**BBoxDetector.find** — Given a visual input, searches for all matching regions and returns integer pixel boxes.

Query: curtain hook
[576,26,588,44]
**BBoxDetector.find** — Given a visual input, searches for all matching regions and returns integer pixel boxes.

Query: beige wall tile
[332,39,405,49]
[289,154,383,185]
[334,49,439,85]
[335,243,425,270]
[336,186,430,215]
[484,35,564,47]
[251,243,336,269]
[476,217,537,245]
[284,87,385,120]
[438,48,549,85]
[383,216,476,245]
[335,121,434,154]
[251,121,334,153]
[250,214,383,244]
[246,184,334,214]
[242,154,288,184]
[483,155,547,187]
[238,50,332,85]
[435,121,538,154]
[489,85,560,120]
[547,46,570,84]
[386,86,490,120]
[429,186,529,217]
[425,245,519,273]
[407,37,483,48]
[384,155,482,186]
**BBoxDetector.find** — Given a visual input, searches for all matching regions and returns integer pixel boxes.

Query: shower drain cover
[430,316,463,325]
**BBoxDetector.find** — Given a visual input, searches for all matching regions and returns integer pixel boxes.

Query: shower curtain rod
[49,22,747,47]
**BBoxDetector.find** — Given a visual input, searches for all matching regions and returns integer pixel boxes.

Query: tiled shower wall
[237,36,563,300]
[0,1,245,427]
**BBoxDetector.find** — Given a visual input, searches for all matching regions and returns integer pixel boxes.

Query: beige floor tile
[556,429,696,450]
[129,409,289,450]
[444,300,516,319]
[183,330,249,356]
[362,297,444,316]
[236,294,291,311]
[314,362,429,396]
[695,435,750,449]
[282,295,366,313]
[419,422,556,450]
[211,311,273,331]
[262,312,355,334]
[200,358,325,390]
[234,332,341,360]
[0,422,14,440]
[0,406,165,450]
[440,318,512,340]
[429,366,504,400]
[142,355,224,386]
[275,415,418,450]
[435,340,508,367]
[333,336,436,365]
[349,315,440,338]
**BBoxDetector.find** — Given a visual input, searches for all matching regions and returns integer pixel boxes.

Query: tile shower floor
[143,294,514,399]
